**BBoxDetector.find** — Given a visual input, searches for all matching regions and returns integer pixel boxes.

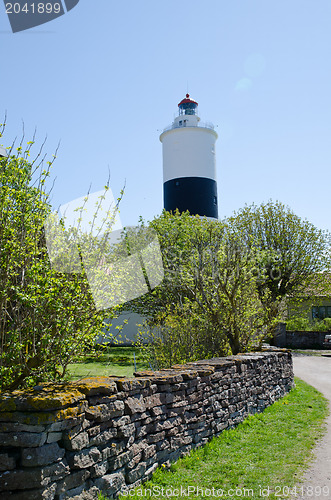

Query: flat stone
[42,460,70,482]
[112,378,151,392]
[125,462,146,483]
[0,469,47,491]
[85,401,124,422]
[144,394,163,409]
[90,459,109,478]
[126,450,143,470]
[185,363,215,376]
[89,428,117,447]
[87,395,118,406]
[0,432,46,448]
[135,370,184,384]
[124,396,146,414]
[145,462,158,478]
[150,404,166,416]
[0,461,68,492]
[117,423,135,438]
[46,432,62,444]
[94,472,125,496]
[142,444,156,461]
[63,485,100,500]
[0,423,45,433]
[59,485,100,500]
[154,418,179,432]
[21,442,65,467]
[47,414,85,432]
[196,358,235,368]
[57,484,86,500]
[170,366,199,379]
[0,405,85,426]
[56,470,90,496]
[111,416,130,428]
[146,431,165,444]
[62,431,89,451]
[108,449,133,470]
[0,387,86,412]
[101,442,124,460]
[67,447,102,469]
[72,377,117,396]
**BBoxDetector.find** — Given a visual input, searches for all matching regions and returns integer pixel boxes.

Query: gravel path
[292,354,331,500]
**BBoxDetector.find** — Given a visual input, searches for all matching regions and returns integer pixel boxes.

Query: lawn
[66,346,331,380]
[96,377,328,500]
[66,346,148,380]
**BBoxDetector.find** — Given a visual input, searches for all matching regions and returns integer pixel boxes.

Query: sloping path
[292,354,331,499]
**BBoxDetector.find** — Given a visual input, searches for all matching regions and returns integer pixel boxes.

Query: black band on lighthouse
[164,177,218,219]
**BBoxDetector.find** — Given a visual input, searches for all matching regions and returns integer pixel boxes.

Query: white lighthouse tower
[159,94,218,219]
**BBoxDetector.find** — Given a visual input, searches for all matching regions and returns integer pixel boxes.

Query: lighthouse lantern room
[160,94,218,219]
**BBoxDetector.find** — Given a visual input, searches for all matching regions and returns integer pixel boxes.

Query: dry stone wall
[0,349,294,500]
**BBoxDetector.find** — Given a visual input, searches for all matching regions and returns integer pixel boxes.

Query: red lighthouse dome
[178,94,198,115]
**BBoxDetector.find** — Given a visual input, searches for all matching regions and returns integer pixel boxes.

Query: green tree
[0,138,119,391]
[130,210,268,361]
[228,200,331,332]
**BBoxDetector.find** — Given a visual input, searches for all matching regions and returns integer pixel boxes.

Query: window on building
[312,306,331,320]
[213,196,217,205]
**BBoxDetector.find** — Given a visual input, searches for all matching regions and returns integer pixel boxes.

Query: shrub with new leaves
[130,210,269,360]
[0,137,116,391]
[228,201,331,332]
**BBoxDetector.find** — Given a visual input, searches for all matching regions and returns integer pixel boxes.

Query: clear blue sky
[1,0,331,230]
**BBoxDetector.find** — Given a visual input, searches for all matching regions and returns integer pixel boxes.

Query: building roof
[178,94,198,107]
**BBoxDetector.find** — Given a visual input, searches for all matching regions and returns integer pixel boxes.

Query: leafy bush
[286,317,311,331]
[286,317,331,332]
[0,137,118,390]
[131,211,269,357]
[229,201,331,332]
[136,301,230,369]
[313,318,331,332]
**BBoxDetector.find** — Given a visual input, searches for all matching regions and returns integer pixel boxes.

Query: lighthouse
[159,94,218,219]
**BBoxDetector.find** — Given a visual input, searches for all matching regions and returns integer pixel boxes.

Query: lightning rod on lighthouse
[159,94,218,219]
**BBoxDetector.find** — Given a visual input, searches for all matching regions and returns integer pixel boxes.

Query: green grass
[66,346,148,380]
[98,377,328,500]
